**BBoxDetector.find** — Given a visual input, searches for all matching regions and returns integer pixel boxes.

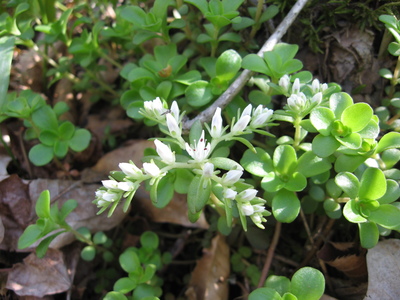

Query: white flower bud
[203,162,214,178]
[154,139,175,164]
[222,170,243,186]
[224,188,237,200]
[118,181,136,192]
[102,191,120,202]
[119,162,143,178]
[240,203,254,216]
[292,78,301,94]
[312,79,320,93]
[232,115,251,133]
[143,161,161,177]
[210,107,223,138]
[166,113,181,137]
[238,189,258,202]
[102,179,119,190]
[170,101,180,121]
[279,75,290,93]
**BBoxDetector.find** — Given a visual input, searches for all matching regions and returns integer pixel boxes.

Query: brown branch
[182,0,310,131]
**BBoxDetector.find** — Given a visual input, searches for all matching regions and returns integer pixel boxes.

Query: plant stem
[257,221,281,288]
[292,116,302,149]
[249,0,265,40]
[97,49,123,69]
[182,0,311,132]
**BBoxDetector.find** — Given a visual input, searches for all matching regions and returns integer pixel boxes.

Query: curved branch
[182,0,310,131]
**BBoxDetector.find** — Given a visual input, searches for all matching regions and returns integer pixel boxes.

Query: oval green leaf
[359,168,387,200]
[272,189,300,223]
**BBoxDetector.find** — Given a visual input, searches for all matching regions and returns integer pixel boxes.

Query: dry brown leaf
[6,249,71,297]
[0,216,4,245]
[134,187,209,229]
[317,242,367,279]
[364,239,400,300]
[185,234,230,300]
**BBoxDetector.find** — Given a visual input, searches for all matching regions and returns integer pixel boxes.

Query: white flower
[240,203,254,216]
[95,190,106,198]
[102,179,119,190]
[185,130,211,162]
[238,189,258,202]
[170,101,180,122]
[242,104,252,117]
[292,78,301,94]
[224,188,237,199]
[154,139,175,164]
[311,92,322,106]
[210,107,223,138]
[119,162,143,179]
[253,204,265,213]
[143,161,162,177]
[250,105,273,127]
[143,97,166,120]
[102,191,120,202]
[287,93,307,112]
[232,115,251,133]
[321,83,328,91]
[166,113,181,137]
[311,79,320,93]
[222,169,243,186]
[203,162,214,178]
[118,181,136,192]
[279,75,290,93]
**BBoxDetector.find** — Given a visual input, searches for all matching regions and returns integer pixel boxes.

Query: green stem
[292,116,302,149]
[97,49,123,69]
[249,0,265,40]
[211,25,220,57]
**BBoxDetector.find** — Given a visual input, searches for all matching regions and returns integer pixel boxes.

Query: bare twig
[257,222,282,288]
[182,0,310,131]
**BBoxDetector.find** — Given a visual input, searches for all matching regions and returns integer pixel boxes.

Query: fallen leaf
[364,239,400,299]
[185,234,230,300]
[317,242,367,279]
[6,249,71,297]
[0,216,4,244]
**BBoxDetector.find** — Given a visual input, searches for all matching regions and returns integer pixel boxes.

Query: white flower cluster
[279,75,326,116]
[95,98,273,228]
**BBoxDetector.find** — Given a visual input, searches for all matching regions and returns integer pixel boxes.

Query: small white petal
[239,189,258,202]
[312,79,320,93]
[203,162,214,178]
[222,170,243,186]
[102,180,119,190]
[119,162,142,178]
[210,107,223,138]
[143,162,161,177]
[242,104,252,117]
[170,101,180,121]
[292,78,300,94]
[166,113,181,137]
[232,115,251,133]
[154,139,175,164]
[224,188,237,199]
[102,191,120,202]
[279,75,290,92]
[118,181,136,192]
[240,203,254,216]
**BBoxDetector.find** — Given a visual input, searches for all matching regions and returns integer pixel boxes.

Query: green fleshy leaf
[334,154,367,172]
[368,204,400,229]
[284,172,307,192]
[104,291,128,300]
[240,147,273,177]
[140,231,159,249]
[343,199,366,223]
[359,168,387,200]
[119,248,141,273]
[291,267,325,300]
[335,132,362,149]
[215,49,241,81]
[242,54,269,74]
[381,149,400,169]
[329,92,353,119]
[358,222,379,249]
[230,136,256,152]
[150,174,174,208]
[248,287,282,300]
[54,140,69,158]
[375,132,400,153]
[174,169,195,194]
[29,143,54,166]
[272,189,300,223]
[59,199,78,221]
[0,36,15,112]
[69,128,91,152]
[186,81,213,107]
[335,172,359,199]
[261,173,285,192]
[36,190,51,219]
[273,145,297,175]
[114,277,137,294]
[312,134,340,157]
[58,121,75,140]
[32,105,58,131]
[187,175,211,214]
[265,275,290,296]
[377,180,400,204]
[358,119,379,139]
[341,103,372,132]
[209,157,243,171]
[18,224,43,249]
[297,151,331,177]
[36,232,65,258]
[310,107,335,135]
